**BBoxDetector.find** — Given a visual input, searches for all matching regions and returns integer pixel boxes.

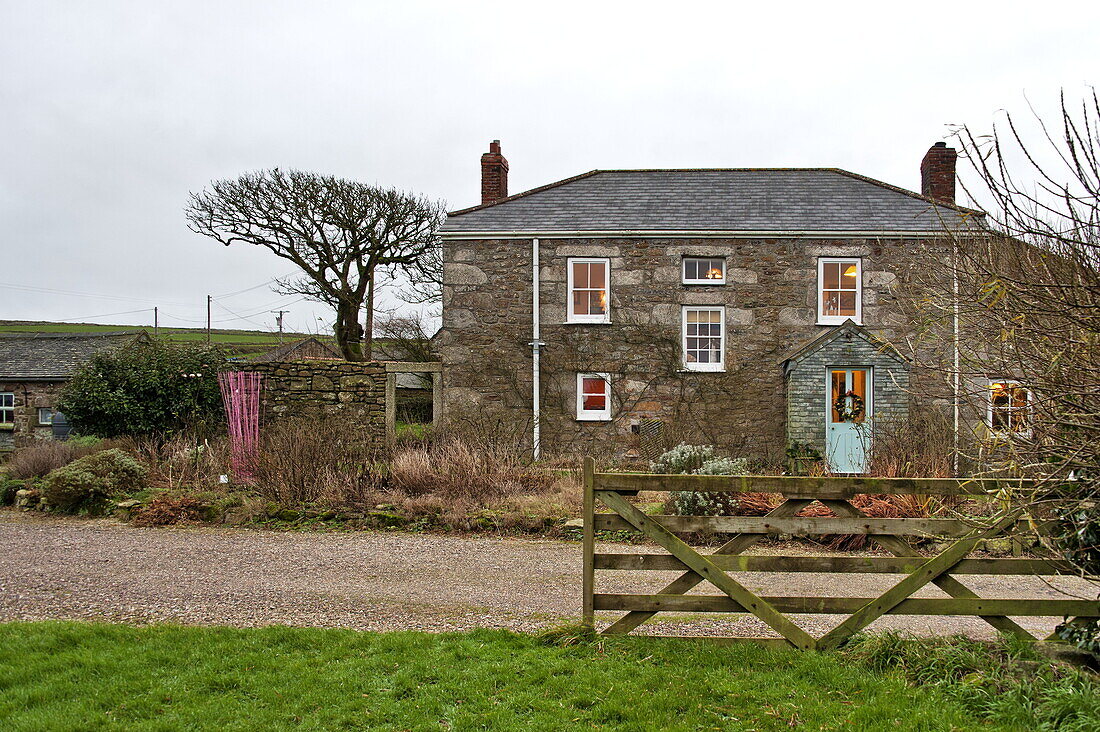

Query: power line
[0,282,189,306]
[52,307,155,322]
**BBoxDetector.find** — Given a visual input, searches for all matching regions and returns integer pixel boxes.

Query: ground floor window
[0,393,13,425]
[576,373,611,421]
[37,407,55,426]
[988,380,1031,437]
[682,306,725,371]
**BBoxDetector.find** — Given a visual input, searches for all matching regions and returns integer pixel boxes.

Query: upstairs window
[682,306,725,371]
[0,393,13,425]
[682,257,726,284]
[818,257,862,325]
[577,373,611,421]
[567,258,610,323]
[988,381,1032,437]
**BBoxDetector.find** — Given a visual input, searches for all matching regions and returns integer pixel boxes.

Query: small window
[0,393,13,425]
[988,381,1032,437]
[37,408,55,426]
[682,257,726,284]
[577,373,611,421]
[567,258,610,323]
[682,306,725,371]
[818,257,862,325]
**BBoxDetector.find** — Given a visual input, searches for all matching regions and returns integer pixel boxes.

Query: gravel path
[1,509,1092,639]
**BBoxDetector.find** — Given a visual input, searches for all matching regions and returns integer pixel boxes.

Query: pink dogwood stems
[218,371,262,482]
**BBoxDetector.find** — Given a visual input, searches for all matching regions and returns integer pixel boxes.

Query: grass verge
[0,622,1003,731]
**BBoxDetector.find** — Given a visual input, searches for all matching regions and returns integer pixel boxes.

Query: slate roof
[441,169,984,235]
[0,332,146,381]
[779,320,908,370]
[253,337,342,362]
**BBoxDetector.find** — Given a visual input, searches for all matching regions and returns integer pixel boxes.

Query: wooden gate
[581,458,1099,649]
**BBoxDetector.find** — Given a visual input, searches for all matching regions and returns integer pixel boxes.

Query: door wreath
[833,390,865,422]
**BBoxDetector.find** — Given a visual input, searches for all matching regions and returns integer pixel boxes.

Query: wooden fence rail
[581,457,1098,650]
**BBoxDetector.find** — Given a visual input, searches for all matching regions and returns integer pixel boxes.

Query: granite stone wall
[0,380,63,451]
[439,236,951,462]
[225,361,386,448]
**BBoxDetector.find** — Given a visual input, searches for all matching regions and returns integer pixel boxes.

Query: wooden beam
[384,372,396,449]
[601,498,812,636]
[592,514,1043,538]
[593,472,1031,496]
[431,371,442,429]
[582,457,596,629]
[596,490,817,649]
[593,594,1100,617]
[593,553,1073,575]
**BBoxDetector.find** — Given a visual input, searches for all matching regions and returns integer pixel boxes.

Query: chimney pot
[920,142,957,205]
[480,140,509,206]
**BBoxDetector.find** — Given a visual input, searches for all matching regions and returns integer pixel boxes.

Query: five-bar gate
[581,457,1099,649]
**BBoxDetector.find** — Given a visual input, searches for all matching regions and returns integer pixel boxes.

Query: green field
[0,622,1065,731]
[0,320,324,358]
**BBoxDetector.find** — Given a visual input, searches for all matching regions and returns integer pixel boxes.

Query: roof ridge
[447,168,985,219]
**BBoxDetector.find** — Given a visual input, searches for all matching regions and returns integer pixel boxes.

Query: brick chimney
[480,140,509,205]
[920,141,956,204]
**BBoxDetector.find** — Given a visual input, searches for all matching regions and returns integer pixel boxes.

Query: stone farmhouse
[0,331,147,450]
[437,141,1023,471]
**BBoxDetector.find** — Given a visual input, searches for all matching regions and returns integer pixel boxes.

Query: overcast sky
[1,1,1096,335]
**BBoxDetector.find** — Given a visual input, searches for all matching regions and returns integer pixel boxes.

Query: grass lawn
[0,623,1010,731]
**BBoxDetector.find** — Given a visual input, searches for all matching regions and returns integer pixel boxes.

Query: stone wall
[225,361,386,448]
[0,380,63,451]
[439,236,952,462]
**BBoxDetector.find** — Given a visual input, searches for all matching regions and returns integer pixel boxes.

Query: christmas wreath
[833,390,865,422]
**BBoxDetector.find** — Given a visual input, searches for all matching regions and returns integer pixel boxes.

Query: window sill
[563,321,612,326]
[678,368,726,374]
[816,319,862,327]
[0,424,14,431]
[576,415,612,422]
[682,281,727,286]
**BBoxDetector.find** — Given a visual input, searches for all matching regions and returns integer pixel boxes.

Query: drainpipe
[952,238,960,476]
[529,238,544,461]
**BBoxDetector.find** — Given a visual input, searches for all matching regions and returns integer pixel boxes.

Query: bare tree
[186,169,445,361]
[911,90,1099,582]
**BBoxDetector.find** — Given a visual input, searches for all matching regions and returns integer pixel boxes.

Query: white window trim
[817,257,863,325]
[682,256,727,285]
[681,306,726,372]
[576,373,612,421]
[987,380,1033,439]
[0,392,14,426]
[566,257,611,324]
[37,407,54,426]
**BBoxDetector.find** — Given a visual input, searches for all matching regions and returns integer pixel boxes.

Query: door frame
[823,366,874,473]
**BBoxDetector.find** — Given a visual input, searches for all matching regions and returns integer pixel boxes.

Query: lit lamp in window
[705,267,723,279]
[843,264,858,278]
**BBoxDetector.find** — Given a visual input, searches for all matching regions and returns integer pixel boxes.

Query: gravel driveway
[1,510,1092,639]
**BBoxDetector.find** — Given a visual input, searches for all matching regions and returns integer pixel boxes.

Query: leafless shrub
[251,417,383,506]
[125,434,232,493]
[867,409,955,479]
[6,438,123,479]
[389,439,552,500]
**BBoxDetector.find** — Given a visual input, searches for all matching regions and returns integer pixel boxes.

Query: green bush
[41,449,147,513]
[57,339,224,438]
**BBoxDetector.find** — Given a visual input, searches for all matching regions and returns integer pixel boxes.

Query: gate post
[582,456,595,628]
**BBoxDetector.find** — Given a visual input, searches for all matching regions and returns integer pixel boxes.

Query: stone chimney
[920,141,956,204]
[480,140,509,205]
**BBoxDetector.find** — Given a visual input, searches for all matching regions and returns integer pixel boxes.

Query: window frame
[681,305,726,372]
[987,380,1033,439]
[566,257,611,324]
[682,256,727,285]
[576,373,612,421]
[0,392,14,427]
[37,407,54,426]
[817,257,863,325]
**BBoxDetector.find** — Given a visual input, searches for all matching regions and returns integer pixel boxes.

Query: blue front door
[826,368,872,473]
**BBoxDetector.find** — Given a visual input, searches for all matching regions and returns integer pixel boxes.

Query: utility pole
[153,307,158,338]
[206,295,212,342]
[272,310,289,345]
